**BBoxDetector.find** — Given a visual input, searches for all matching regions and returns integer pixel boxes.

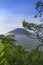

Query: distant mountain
[9,28,31,35]
[8,28,40,51]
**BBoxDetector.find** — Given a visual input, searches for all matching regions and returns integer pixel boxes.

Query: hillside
[8,28,40,51]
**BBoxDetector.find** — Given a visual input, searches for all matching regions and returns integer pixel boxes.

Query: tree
[34,0,43,45]
[22,0,43,48]
[34,0,43,18]
[0,34,16,46]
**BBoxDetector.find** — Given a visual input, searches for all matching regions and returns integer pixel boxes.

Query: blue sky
[0,0,39,34]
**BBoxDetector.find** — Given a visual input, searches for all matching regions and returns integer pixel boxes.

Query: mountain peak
[9,28,31,35]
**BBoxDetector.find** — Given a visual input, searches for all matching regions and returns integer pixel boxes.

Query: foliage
[22,21,43,44]
[0,42,26,65]
[0,34,16,46]
[0,34,43,65]
[0,42,43,65]
[34,0,43,18]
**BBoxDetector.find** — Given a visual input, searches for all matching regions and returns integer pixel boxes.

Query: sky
[0,0,40,34]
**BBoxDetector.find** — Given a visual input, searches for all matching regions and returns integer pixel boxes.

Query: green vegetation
[0,42,43,65]
[22,21,43,46]
[0,42,26,65]
[0,34,16,45]
[0,34,43,65]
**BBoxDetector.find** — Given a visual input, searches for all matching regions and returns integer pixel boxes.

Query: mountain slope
[9,28,31,35]
[8,28,40,51]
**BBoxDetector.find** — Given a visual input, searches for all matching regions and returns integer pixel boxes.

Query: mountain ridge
[8,28,31,35]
